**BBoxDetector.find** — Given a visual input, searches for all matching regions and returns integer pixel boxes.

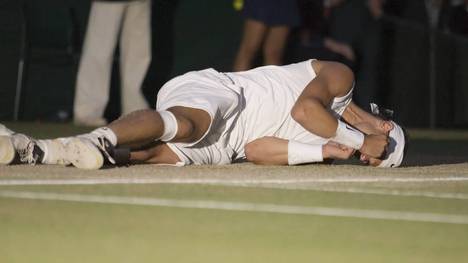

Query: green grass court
[1,123,468,262]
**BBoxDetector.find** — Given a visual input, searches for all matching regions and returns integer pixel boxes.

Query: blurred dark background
[0,0,467,128]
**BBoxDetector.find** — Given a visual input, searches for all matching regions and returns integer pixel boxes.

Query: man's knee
[171,114,196,141]
[167,107,211,143]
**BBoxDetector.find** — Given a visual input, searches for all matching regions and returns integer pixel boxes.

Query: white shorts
[156,69,244,165]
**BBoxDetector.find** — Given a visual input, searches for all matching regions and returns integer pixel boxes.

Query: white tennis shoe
[0,135,15,164]
[0,134,44,165]
[65,137,105,170]
[0,122,116,169]
[65,133,118,170]
[0,124,14,136]
[0,134,106,169]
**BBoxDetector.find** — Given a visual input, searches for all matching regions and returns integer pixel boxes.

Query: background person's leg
[119,0,151,115]
[263,26,290,66]
[233,19,267,71]
[73,2,125,126]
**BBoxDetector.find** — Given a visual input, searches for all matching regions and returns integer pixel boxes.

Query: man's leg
[107,107,210,146]
[0,107,210,169]
[68,107,211,169]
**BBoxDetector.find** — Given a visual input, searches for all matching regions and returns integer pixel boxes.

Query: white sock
[79,127,118,146]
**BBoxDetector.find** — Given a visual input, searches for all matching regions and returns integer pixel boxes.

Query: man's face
[353,120,393,167]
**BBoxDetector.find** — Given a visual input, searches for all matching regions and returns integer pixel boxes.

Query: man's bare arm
[291,60,388,158]
[342,102,379,129]
[244,137,354,165]
[341,102,393,135]
[291,60,353,138]
[245,137,289,165]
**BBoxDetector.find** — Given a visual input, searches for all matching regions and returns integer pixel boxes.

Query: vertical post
[428,27,437,129]
[14,0,26,121]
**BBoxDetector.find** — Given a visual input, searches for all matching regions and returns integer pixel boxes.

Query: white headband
[378,121,405,168]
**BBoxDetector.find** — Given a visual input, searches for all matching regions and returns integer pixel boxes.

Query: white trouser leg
[73,1,126,125]
[119,0,151,115]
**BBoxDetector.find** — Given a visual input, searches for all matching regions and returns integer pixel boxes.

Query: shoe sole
[0,136,15,165]
[66,138,104,170]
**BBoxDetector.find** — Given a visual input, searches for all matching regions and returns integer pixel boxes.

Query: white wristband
[288,140,323,165]
[332,120,365,150]
[159,110,178,142]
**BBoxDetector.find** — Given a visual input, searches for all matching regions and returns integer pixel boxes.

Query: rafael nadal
[0,59,407,169]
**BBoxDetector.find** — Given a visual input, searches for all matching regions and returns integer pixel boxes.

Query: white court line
[1,190,468,225]
[1,177,468,200]
[1,176,468,186]
[303,186,468,200]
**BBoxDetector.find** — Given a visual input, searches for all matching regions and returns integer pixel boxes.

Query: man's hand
[360,134,388,158]
[323,142,355,160]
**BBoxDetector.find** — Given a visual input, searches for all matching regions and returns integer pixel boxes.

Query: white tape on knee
[288,140,323,165]
[159,110,178,142]
[332,120,365,150]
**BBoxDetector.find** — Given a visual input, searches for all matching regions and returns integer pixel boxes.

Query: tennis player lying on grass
[0,59,407,169]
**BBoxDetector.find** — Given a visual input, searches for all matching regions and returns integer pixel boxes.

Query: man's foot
[65,138,104,170]
[65,136,116,170]
[0,134,44,165]
[0,136,15,164]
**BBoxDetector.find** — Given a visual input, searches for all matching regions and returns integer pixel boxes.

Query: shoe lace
[18,141,39,165]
